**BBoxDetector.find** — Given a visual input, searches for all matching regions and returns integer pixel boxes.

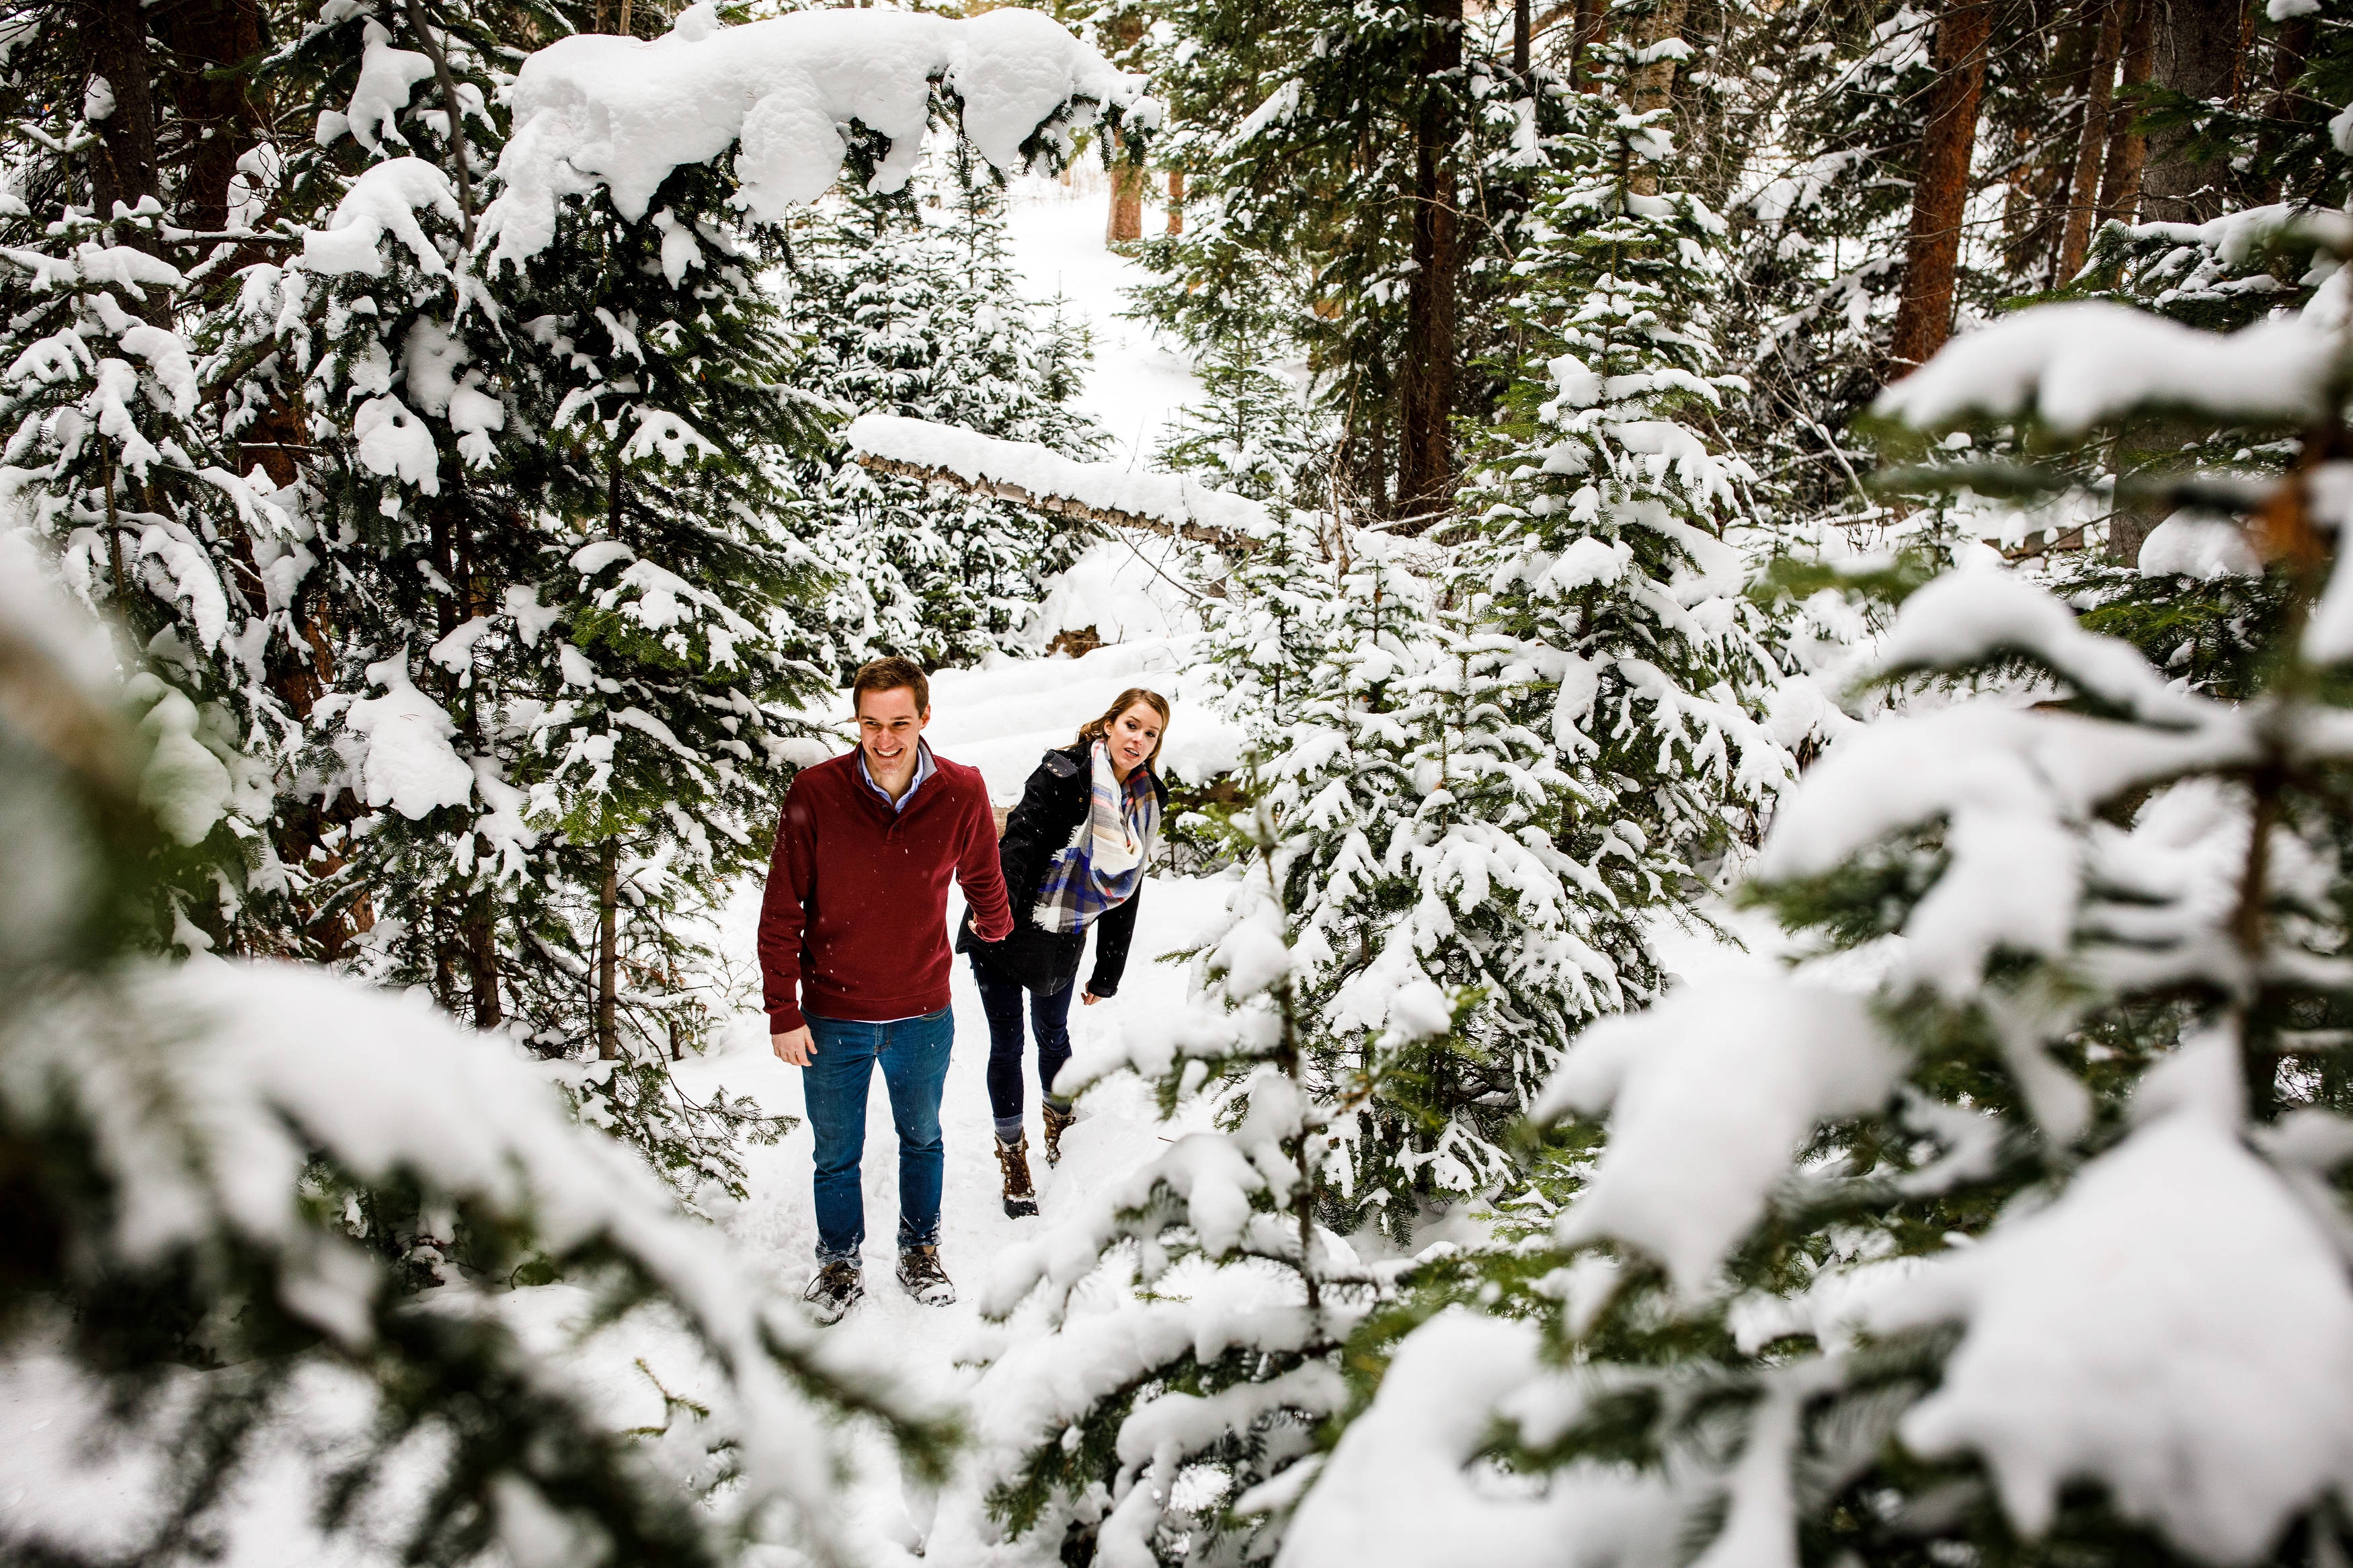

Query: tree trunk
[1513,0,1530,76]
[152,0,262,234]
[2056,0,2124,282]
[1106,140,1146,245]
[1105,11,1148,245]
[2096,0,2157,221]
[1628,0,1691,116]
[465,875,502,1030]
[1888,0,1994,372]
[597,839,619,1061]
[1568,0,1609,89]
[1398,0,1463,524]
[1166,167,1185,235]
[2254,12,2316,202]
[2138,0,2246,222]
[79,0,161,256]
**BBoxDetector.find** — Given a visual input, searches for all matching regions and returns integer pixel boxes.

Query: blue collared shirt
[856,739,934,813]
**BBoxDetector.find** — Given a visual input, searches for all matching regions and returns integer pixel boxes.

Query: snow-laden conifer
[1303,220,2353,1568]
[789,164,1105,670]
[971,793,1399,1567]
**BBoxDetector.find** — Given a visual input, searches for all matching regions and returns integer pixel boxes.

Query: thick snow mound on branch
[1534,979,1903,1295]
[1281,1311,1677,1568]
[298,157,458,278]
[342,659,475,819]
[1873,301,2340,435]
[1866,1089,2353,1561]
[485,7,1151,265]
[846,412,1275,542]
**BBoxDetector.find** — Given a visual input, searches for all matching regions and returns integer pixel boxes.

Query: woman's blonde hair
[1076,688,1172,776]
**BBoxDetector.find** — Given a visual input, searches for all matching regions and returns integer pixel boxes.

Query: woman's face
[1107,702,1163,778]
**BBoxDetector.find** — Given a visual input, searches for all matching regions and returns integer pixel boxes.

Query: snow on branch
[1872,300,2342,435]
[484,6,1157,266]
[843,412,1274,551]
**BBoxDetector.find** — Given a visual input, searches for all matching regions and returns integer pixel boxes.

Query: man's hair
[850,656,930,717]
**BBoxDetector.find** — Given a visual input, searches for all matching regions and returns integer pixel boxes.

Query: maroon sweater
[758,749,1013,1033]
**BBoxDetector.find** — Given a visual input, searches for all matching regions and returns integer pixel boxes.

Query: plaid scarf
[1031,741,1160,935]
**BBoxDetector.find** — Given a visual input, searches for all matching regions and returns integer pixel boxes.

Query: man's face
[856,684,928,772]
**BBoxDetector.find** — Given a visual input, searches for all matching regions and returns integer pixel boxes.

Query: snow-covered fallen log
[842,412,1273,551]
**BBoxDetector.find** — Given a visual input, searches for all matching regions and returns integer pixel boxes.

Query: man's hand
[771,1026,815,1066]
[1082,991,1101,1006]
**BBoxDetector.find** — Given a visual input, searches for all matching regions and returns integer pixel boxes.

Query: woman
[959,688,1170,1217]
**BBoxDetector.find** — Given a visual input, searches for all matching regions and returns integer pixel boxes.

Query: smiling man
[759,657,1012,1323]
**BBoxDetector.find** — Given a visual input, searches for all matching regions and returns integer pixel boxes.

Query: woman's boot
[1041,1102,1077,1167]
[996,1135,1039,1217]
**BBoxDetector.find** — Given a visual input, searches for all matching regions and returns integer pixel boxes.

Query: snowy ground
[1002,170,1199,473]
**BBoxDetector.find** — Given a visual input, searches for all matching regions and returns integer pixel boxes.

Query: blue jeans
[970,956,1074,1139]
[803,1007,954,1263]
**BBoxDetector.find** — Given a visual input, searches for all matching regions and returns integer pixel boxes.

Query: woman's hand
[1082,991,1101,1006]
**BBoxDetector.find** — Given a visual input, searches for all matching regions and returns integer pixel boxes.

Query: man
[760,657,1013,1323]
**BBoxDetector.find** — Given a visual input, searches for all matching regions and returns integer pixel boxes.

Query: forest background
[4,0,2352,1565]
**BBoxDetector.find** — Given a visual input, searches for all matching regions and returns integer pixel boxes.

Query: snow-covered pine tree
[1462,81,1796,952]
[971,790,1419,1567]
[224,83,828,1198]
[1280,240,2353,1568]
[791,157,1105,671]
[1152,333,1327,507]
[0,530,953,1568]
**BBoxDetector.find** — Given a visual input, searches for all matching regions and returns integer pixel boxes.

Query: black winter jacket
[957,742,1170,997]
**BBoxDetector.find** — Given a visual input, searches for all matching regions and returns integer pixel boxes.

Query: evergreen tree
[972,789,1401,1567]
[790,165,1106,671]
[1153,334,1328,507]
[1300,232,2353,1568]
[1462,84,1798,1014]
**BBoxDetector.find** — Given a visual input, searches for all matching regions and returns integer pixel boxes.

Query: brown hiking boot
[897,1245,957,1306]
[1041,1102,1077,1167]
[801,1259,862,1325]
[996,1135,1039,1218]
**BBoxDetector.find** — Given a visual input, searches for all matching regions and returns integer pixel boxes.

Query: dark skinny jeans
[969,954,1075,1141]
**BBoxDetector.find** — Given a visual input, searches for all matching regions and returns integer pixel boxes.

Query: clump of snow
[1533,979,1903,1295]
[2139,511,2260,579]
[1283,1311,1677,1568]
[1873,300,2340,436]
[1864,1028,2353,1563]
[297,157,459,278]
[485,9,1152,265]
[342,657,474,818]
[131,682,231,846]
[1022,538,1208,649]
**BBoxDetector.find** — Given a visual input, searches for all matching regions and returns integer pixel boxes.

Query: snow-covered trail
[1003,174,1200,471]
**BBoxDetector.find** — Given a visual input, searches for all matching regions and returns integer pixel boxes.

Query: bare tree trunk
[1513,0,1531,76]
[597,839,619,1061]
[1628,0,1691,116]
[1166,167,1185,235]
[153,0,262,234]
[2139,0,2246,222]
[1398,0,1463,524]
[2096,0,2157,221]
[2254,11,2316,202]
[1105,11,1147,245]
[465,874,502,1030]
[1568,0,1608,89]
[1888,0,1994,372]
[2056,0,2124,282]
[1106,142,1146,245]
[79,0,161,259]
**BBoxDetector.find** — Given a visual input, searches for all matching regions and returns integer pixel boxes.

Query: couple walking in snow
[758,656,1170,1323]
